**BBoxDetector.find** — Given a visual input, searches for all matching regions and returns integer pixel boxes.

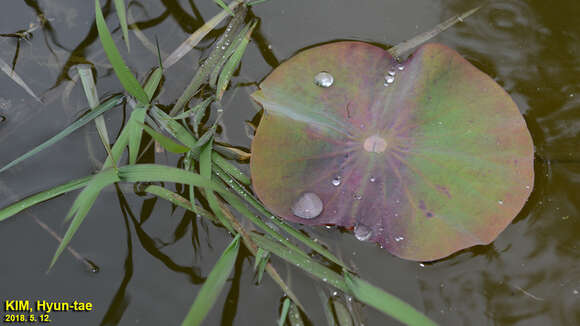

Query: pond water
[0,0,578,325]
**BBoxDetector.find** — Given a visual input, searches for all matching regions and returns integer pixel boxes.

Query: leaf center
[363,135,387,153]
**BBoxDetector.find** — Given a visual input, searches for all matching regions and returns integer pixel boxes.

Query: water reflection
[417,1,580,324]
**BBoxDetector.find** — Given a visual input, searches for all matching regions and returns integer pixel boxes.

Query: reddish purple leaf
[250,42,534,261]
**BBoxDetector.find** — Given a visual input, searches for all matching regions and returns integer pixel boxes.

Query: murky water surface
[1,0,578,325]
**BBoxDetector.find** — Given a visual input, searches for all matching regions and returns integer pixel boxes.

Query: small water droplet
[331,176,342,186]
[353,193,362,200]
[385,76,395,84]
[331,291,339,296]
[291,192,323,219]
[387,69,396,76]
[369,176,376,183]
[322,278,327,282]
[419,263,425,267]
[397,64,405,71]
[354,224,372,241]
[573,289,579,295]
[525,185,531,189]
[314,71,334,88]
[360,123,365,129]
[498,200,504,205]
[394,236,405,242]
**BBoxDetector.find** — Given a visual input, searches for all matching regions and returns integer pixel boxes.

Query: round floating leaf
[250,42,534,261]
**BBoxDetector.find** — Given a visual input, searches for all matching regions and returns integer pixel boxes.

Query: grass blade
[144,67,163,101]
[0,95,123,174]
[170,6,247,115]
[388,6,481,58]
[0,176,91,221]
[331,299,353,326]
[49,169,120,269]
[139,122,189,153]
[128,106,147,164]
[278,297,291,326]
[113,0,130,51]
[0,55,41,102]
[216,20,257,100]
[250,232,348,292]
[246,0,273,6]
[212,0,234,16]
[144,185,218,224]
[78,64,113,154]
[95,0,148,103]
[181,234,240,326]
[344,273,437,326]
[164,0,244,68]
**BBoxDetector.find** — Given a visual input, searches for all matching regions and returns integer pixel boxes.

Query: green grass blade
[250,233,348,292]
[216,20,257,100]
[212,164,347,270]
[211,153,250,185]
[172,97,213,126]
[138,122,189,153]
[144,67,163,101]
[0,176,91,221]
[151,106,199,149]
[170,6,246,116]
[246,0,273,6]
[128,106,147,164]
[388,6,481,59]
[144,185,218,224]
[78,64,114,166]
[344,273,437,326]
[113,0,130,51]
[102,115,131,170]
[200,140,234,232]
[209,20,251,88]
[49,169,120,269]
[288,302,304,326]
[181,234,240,326]
[0,95,123,174]
[163,0,244,68]
[278,297,291,326]
[212,0,234,16]
[95,0,148,103]
[331,299,353,326]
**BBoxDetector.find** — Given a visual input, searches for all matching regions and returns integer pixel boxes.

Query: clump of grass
[0,1,482,325]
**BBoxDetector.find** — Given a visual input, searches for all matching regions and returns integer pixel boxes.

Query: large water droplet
[314,71,334,87]
[354,224,372,241]
[291,192,323,219]
[331,176,342,186]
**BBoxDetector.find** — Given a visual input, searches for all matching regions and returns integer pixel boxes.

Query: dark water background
[0,0,578,325]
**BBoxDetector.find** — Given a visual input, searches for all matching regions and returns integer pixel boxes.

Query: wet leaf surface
[250,41,534,261]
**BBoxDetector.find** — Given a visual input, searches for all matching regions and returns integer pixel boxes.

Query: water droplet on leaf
[331,176,342,186]
[291,192,323,219]
[354,224,372,241]
[314,71,334,87]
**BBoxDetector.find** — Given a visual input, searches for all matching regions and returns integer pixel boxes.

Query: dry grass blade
[388,6,481,58]
[0,55,41,102]
[164,0,244,68]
